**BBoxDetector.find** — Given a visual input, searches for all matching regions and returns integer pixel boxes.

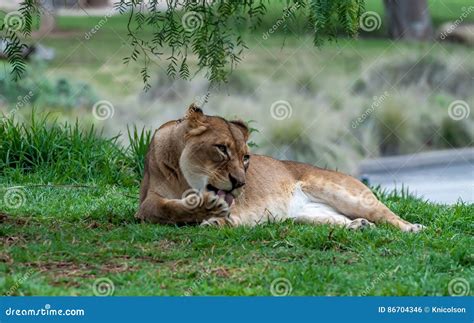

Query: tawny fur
[135,105,424,233]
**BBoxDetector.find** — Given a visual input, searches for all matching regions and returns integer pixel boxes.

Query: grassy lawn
[1,184,473,296]
[0,116,473,296]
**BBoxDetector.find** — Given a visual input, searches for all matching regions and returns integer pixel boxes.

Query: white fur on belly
[288,183,348,221]
[237,183,350,226]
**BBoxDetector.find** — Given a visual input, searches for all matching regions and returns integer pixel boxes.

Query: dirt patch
[0,213,32,226]
[24,259,133,279]
[212,267,231,278]
[0,212,8,222]
[0,235,27,247]
[49,279,82,288]
[0,253,13,264]
[154,239,177,250]
[101,262,131,274]
[115,254,165,264]
[25,261,96,278]
[84,221,115,230]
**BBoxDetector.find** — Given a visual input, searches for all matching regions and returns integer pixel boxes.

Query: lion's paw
[201,192,230,218]
[200,217,228,227]
[402,223,425,233]
[347,218,375,230]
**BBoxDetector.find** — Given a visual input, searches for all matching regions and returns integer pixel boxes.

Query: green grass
[0,114,150,185]
[0,114,473,296]
[365,0,474,28]
[0,185,472,296]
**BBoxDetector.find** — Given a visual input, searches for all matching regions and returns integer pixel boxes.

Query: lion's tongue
[217,190,234,206]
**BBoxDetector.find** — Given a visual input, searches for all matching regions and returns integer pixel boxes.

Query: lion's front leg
[135,191,230,224]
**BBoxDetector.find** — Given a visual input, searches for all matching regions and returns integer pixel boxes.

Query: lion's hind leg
[299,175,424,232]
[289,185,374,230]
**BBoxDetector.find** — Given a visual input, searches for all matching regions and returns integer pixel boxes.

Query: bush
[356,56,474,99]
[0,64,98,110]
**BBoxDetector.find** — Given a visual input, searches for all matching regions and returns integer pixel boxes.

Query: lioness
[136,104,424,232]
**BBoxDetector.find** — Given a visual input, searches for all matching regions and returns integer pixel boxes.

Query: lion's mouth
[206,184,235,206]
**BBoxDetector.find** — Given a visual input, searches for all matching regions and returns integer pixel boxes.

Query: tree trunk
[86,0,110,8]
[383,0,433,40]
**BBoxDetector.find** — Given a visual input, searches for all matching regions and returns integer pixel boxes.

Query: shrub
[0,64,98,110]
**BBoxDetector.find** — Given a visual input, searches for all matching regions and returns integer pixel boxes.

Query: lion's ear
[185,103,206,126]
[185,103,207,136]
[230,120,250,142]
[185,103,204,121]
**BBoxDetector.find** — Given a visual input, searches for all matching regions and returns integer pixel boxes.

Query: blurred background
[1,0,473,204]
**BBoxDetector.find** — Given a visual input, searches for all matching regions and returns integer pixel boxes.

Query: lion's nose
[229,174,245,189]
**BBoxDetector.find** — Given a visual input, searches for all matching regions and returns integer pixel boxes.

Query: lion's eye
[243,154,250,163]
[215,144,228,155]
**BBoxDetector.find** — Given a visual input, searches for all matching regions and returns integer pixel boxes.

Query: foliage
[1,0,365,88]
[0,0,39,80]
[126,125,152,178]
[0,113,140,185]
[246,120,259,148]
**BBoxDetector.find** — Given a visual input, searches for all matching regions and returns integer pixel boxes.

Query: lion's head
[179,104,250,206]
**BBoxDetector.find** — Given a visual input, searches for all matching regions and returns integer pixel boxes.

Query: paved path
[358,148,474,205]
